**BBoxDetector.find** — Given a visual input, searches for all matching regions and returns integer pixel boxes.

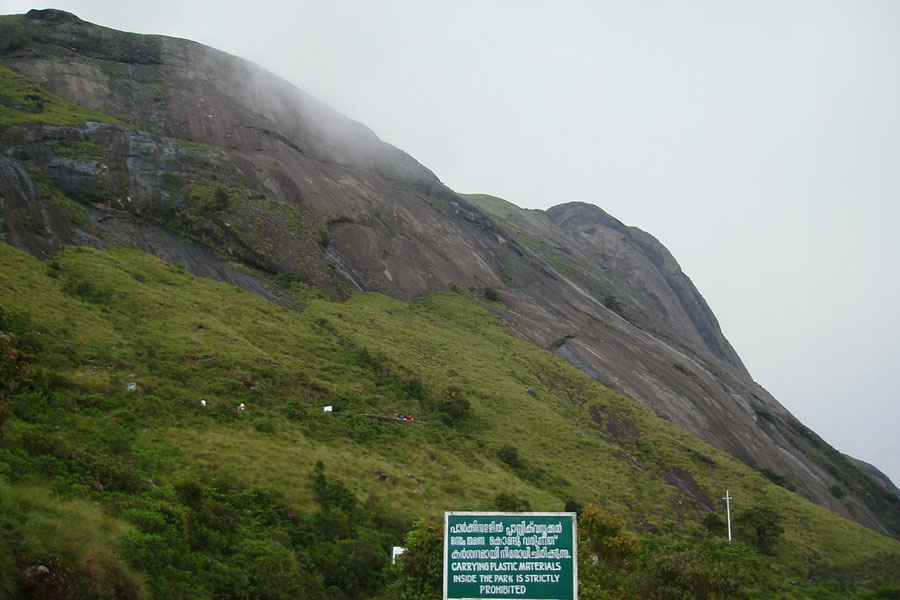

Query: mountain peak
[546,201,626,231]
[25,8,83,23]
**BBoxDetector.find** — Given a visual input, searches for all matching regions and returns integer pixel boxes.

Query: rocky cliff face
[2,9,898,537]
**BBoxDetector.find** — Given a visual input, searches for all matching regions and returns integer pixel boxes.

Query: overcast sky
[4,1,899,486]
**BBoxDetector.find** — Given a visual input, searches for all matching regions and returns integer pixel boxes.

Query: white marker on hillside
[724,490,733,542]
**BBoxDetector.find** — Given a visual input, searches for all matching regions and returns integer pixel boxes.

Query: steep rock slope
[465,194,900,535]
[1,9,898,537]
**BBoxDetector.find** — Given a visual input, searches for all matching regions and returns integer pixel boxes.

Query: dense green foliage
[0,309,30,430]
[0,242,898,598]
[390,507,899,600]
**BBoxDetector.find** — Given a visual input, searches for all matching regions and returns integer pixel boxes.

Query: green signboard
[444,512,577,600]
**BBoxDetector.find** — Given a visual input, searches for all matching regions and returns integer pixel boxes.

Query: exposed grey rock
[22,564,50,582]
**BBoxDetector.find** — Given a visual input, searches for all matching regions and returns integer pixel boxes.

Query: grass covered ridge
[0,242,898,598]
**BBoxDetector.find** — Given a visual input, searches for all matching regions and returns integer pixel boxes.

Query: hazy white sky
[3,1,899,486]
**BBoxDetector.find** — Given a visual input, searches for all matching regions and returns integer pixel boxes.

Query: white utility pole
[723,490,733,542]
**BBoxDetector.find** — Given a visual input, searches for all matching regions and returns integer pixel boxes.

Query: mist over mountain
[1,9,899,598]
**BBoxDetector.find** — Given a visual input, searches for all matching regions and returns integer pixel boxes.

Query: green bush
[482,286,501,302]
[497,444,522,469]
[437,384,471,423]
[635,539,763,600]
[701,512,726,536]
[0,319,31,429]
[734,506,785,555]
[494,492,530,511]
[382,519,443,600]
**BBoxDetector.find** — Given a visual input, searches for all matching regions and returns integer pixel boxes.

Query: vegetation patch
[33,181,88,225]
[0,242,898,597]
[0,61,122,126]
[55,140,108,165]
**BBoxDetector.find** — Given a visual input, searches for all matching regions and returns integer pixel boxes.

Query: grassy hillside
[0,242,898,598]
